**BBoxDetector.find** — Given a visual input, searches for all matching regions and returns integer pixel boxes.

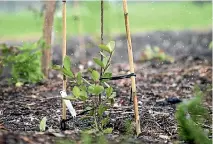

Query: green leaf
[63,56,71,70]
[103,56,109,68]
[88,85,95,94]
[101,117,110,127]
[98,104,107,117]
[87,68,93,73]
[72,86,80,97]
[103,72,112,78]
[39,116,47,132]
[98,44,111,53]
[62,67,74,78]
[15,82,23,87]
[91,70,100,81]
[76,72,82,85]
[93,85,104,95]
[109,98,115,106]
[109,92,116,99]
[93,58,104,68]
[106,41,115,53]
[51,65,61,70]
[79,90,88,101]
[83,129,98,135]
[103,128,113,134]
[80,85,87,91]
[88,84,104,95]
[106,87,113,97]
[101,72,112,82]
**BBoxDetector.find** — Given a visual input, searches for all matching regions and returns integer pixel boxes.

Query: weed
[123,119,134,136]
[0,39,45,84]
[140,46,174,62]
[175,85,212,144]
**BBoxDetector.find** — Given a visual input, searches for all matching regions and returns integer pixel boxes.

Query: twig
[145,119,173,136]
[122,0,141,136]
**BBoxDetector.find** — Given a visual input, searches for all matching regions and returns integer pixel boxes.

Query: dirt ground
[0,54,212,144]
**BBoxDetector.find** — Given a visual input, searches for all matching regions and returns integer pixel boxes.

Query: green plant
[55,132,108,144]
[140,46,174,62]
[175,86,211,144]
[39,116,47,132]
[208,41,212,49]
[53,41,116,134]
[123,119,134,136]
[0,39,45,84]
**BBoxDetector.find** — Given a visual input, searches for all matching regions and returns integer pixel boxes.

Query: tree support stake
[122,0,141,136]
[62,0,67,122]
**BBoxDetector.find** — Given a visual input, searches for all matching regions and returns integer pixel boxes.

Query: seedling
[39,116,47,132]
[140,46,174,62]
[53,41,116,134]
[175,86,211,144]
[55,0,141,136]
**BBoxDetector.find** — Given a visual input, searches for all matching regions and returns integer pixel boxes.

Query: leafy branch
[52,41,116,134]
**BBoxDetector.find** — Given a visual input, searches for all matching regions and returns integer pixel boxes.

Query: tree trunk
[42,1,56,78]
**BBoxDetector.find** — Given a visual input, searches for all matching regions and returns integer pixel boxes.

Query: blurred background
[0,1,212,64]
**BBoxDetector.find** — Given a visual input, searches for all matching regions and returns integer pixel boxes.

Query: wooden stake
[62,0,67,120]
[122,0,141,136]
[99,0,104,104]
[42,1,56,78]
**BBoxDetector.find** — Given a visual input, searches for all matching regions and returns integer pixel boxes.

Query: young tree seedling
[53,41,116,134]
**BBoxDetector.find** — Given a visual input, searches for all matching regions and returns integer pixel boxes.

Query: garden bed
[0,54,212,144]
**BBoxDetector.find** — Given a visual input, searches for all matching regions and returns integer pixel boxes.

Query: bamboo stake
[122,0,141,136]
[99,0,104,104]
[62,0,67,120]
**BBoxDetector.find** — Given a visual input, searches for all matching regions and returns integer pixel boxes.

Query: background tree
[42,1,56,78]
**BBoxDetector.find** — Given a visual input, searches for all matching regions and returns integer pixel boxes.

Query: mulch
[0,56,212,144]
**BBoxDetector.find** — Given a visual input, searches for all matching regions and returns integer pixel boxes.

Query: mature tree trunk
[42,1,56,78]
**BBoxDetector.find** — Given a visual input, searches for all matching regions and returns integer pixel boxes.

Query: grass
[0,1,212,41]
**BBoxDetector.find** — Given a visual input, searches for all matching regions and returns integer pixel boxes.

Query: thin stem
[82,77,92,85]
[104,82,110,88]
[92,101,99,131]
[99,0,104,104]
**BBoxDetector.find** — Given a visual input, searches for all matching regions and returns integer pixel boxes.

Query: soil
[0,55,212,144]
[0,29,212,144]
